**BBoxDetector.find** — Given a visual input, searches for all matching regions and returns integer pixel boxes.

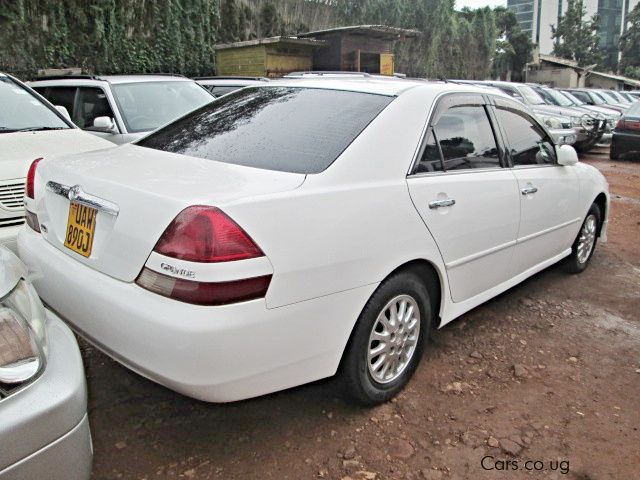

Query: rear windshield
[137,86,394,174]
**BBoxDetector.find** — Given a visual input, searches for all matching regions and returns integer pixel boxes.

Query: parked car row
[452,80,638,155]
[0,71,614,478]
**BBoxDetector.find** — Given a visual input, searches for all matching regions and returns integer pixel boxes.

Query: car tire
[610,148,620,160]
[341,271,431,405]
[565,203,601,274]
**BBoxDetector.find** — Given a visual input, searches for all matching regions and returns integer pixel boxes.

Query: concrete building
[525,52,640,89]
[508,0,639,64]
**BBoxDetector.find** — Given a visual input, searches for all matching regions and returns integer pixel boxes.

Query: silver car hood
[531,104,585,118]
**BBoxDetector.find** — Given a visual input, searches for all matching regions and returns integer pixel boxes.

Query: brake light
[627,120,640,130]
[136,268,271,306]
[616,119,640,130]
[154,206,263,263]
[25,158,43,199]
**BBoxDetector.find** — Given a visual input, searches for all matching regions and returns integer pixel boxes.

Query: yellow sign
[380,54,395,76]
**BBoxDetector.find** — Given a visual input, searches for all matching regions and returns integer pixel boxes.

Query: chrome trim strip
[516,217,580,244]
[46,181,119,216]
[446,239,517,269]
[408,166,506,179]
[445,216,580,269]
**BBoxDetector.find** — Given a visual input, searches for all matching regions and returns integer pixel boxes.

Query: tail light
[136,268,271,306]
[153,206,263,263]
[626,120,640,130]
[616,119,640,130]
[137,206,270,305]
[25,158,43,199]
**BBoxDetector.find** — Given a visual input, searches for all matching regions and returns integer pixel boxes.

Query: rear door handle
[521,186,538,195]
[428,198,456,209]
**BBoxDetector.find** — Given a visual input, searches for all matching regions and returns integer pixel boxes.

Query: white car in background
[0,72,111,252]
[19,78,609,405]
[30,75,214,144]
[0,246,91,480]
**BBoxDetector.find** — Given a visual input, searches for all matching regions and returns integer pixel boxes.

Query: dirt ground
[85,146,640,480]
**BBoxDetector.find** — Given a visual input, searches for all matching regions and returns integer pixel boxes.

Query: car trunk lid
[35,144,305,282]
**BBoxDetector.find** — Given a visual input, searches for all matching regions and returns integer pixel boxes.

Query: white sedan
[18,78,609,404]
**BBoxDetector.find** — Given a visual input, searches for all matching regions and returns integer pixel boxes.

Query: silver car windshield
[517,85,547,105]
[589,91,608,105]
[561,91,585,106]
[543,88,574,107]
[0,76,70,133]
[598,90,619,104]
[111,81,213,133]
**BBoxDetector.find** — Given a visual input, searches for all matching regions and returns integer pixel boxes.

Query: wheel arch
[385,259,444,329]
[593,192,607,236]
[336,258,445,375]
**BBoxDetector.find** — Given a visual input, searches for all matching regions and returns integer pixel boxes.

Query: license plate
[64,202,97,257]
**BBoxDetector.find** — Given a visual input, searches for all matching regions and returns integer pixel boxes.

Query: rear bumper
[0,224,22,254]
[0,310,91,480]
[611,131,640,153]
[18,227,375,402]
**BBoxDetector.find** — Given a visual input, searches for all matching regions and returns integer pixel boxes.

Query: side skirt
[439,248,572,328]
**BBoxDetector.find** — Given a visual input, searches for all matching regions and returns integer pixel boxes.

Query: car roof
[263,77,496,97]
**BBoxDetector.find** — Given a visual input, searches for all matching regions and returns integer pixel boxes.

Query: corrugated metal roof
[299,25,422,39]
[214,36,326,51]
[538,54,579,68]
[589,70,640,87]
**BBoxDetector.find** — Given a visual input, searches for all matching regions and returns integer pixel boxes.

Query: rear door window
[137,87,394,174]
[76,87,115,129]
[36,86,76,116]
[433,105,500,171]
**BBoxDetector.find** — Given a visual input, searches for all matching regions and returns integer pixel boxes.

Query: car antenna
[440,77,448,83]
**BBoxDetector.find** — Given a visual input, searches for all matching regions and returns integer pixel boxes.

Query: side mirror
[91,116,117,133]
[54,105,71,121]
[557,144,578,166]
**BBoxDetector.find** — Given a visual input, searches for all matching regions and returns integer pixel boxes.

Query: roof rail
[284,71,372,78]
[35,74,104,81]
[139,73,186,78]
[194,76,269,81]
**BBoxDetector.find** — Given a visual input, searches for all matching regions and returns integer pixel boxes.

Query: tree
[551,0,602,67]
[260,2,281,37]
[619,2,640,79]
[492,6,533,81]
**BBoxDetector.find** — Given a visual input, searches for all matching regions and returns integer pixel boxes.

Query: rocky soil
[85,147,640,480]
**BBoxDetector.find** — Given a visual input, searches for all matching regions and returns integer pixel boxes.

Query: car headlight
[570,116,583,127]
[541,115,565,129]
[581,114,595,129]
[0,281,47,391]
